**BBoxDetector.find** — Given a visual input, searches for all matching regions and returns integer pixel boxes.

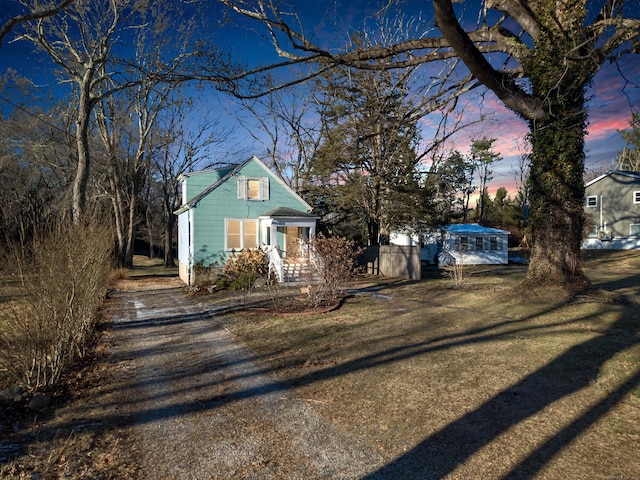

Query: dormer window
[238,176,269,201]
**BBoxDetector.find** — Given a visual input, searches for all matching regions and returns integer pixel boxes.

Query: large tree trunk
[525,90,590,288]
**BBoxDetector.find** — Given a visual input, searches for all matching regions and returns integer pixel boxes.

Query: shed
[440,224,510,265]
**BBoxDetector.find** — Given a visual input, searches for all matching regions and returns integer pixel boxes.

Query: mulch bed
[242,294,350,316]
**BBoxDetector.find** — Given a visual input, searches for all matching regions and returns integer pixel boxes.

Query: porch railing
[265,245,283,283]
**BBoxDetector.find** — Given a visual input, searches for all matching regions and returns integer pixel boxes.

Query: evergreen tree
[307,63,423,245]
[469,138,502,223]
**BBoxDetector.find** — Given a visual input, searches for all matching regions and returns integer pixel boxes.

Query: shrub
[192,260,224,288]
[0,219,112,390]
[442,252,470,288]
[302,235,362,308]
[222,249,268,300]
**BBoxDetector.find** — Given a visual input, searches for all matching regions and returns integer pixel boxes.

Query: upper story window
[586,196,598,207]
[247,179,261,199]
[237,176,269,201]
[634,191,640,204]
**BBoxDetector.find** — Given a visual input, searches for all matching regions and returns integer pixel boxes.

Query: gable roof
[586,170,640,187]
[174,155,312,215]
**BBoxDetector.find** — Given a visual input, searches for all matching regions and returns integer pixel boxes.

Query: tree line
[1,0,638,290]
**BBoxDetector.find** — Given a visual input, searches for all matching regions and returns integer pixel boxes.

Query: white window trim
[475,236,484,252]
[630,224,640,236]
[489,235,503,251]
[225,219,258,251]
[633,191,640,204]
[237,176,269,201]
[586,195,598,208]
[456,236,470,251]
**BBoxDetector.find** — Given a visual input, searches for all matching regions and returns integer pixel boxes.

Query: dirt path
[105,281,385,479]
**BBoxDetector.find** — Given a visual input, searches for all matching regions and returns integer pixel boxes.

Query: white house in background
[389,228,440,264]
[390,223,510,265]
[582,170,640,250]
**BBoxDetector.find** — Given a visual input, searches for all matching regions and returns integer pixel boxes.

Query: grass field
[211,250,640,479]
[1,251,638,479]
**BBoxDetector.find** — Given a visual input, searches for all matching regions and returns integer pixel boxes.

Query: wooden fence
[360,245,421,280]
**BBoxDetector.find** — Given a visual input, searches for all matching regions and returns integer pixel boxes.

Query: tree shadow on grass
[3,285,639,478]
[361,311,640,479]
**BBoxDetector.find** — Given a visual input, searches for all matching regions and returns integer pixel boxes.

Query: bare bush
[443,253,470,288]
[301,235,362,308]
[222,249,269,302]
[0,220,112,390]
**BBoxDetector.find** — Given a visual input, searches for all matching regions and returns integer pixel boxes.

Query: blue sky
[1,0,638,196]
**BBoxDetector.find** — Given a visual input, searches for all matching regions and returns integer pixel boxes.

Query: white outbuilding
[440,223,510,265]
[390,223,510,266]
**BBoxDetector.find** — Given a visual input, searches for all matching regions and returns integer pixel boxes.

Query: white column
[270,224,279,250]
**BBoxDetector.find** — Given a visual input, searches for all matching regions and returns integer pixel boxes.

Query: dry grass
[127,255,178,278]
[215,252,640,479]
[1,251,639,479]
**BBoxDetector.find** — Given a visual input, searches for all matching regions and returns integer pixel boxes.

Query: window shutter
[260,177,269,200]
[237,176,246,199]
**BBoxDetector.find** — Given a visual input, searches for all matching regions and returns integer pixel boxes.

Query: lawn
[214,250,640,479]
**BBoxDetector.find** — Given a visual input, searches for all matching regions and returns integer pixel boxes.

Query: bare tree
[0,95,76,251]
[0,0,74,46]
[617,113,640,171]
[215,0,640,288]
[90,1,206,268]
[512,146,531,228]
[14,0,137,223]
[151,102,233,267]
[12,0,214,226]
[236,82,321,192]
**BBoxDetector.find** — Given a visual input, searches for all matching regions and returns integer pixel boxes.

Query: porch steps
[282,261,319,283]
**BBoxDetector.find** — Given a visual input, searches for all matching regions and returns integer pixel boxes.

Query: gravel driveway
[106,281,386,479]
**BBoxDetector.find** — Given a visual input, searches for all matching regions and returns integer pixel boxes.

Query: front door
[286,226,300,258]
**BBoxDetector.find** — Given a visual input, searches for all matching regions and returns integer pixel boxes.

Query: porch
[260,207,319,283]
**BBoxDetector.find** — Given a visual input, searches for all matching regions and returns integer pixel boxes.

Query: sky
[1,0,638,198]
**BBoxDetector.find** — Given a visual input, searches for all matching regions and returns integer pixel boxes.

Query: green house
[175,156,318,285]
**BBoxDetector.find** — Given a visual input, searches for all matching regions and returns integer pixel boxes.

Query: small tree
[302,235,361,308]
[469,137,502,223]
[617,113,640,172]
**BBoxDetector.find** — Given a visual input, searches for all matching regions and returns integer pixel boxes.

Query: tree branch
[0,0,76,46]
[432,0,544,120]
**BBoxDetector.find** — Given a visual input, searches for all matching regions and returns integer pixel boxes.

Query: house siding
[180,167,233,204]
[443,232,509,265]
[177,210,192,284]
[583,171,640,249]
[185,157,311,268]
